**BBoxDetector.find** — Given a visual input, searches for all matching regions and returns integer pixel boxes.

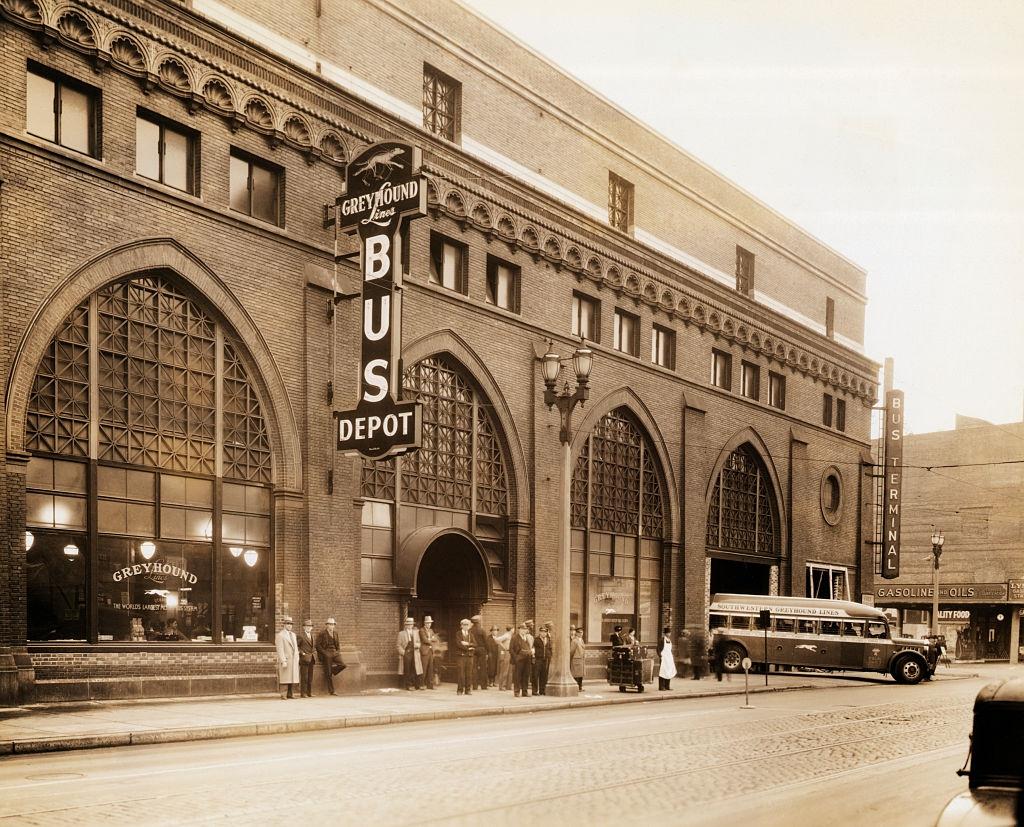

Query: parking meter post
[764,625,769,687]
[758,609,771,687]
[741,656,754,709]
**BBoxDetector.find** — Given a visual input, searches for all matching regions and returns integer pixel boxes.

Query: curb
[1,682,818,756]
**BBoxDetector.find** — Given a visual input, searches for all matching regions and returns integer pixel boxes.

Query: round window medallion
[820,467,844,526]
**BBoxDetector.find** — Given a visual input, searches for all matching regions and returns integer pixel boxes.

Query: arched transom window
[25,275,273,645]
[705,444,777,556]
[570,407,665,643]
[360,355,509,588]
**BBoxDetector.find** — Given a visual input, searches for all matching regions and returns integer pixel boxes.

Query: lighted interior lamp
[139,540,156,560]
[229,546,243,558]
[166,593,179,608]
[25,531,34,551]
[63,543,79,559]
[243,548,259,568]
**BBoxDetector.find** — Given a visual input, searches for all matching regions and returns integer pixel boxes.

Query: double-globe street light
[540,338,594,697]
[930,528,945,636]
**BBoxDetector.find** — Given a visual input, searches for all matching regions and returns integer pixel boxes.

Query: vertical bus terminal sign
[881,389,905,579]
[334,142,425,459]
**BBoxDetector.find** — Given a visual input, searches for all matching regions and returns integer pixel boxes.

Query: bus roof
[709,593,887,621]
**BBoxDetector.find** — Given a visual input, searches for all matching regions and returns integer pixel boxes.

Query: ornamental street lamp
[930,529,944,636]
[540,338,593,698]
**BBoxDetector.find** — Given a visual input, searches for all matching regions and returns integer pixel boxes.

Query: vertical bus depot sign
[333,142,425,459]
[881,389,905,579]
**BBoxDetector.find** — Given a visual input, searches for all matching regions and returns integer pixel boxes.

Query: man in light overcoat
[397,616,423,690]
[275,617,299,699]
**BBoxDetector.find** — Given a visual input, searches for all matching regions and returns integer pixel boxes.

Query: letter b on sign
[364,235,390,280]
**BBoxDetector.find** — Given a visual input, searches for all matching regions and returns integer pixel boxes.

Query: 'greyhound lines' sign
[334,142,426,459]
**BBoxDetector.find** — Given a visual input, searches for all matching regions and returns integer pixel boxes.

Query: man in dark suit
[509,623,534,697]
[470,615,489,690]
[610,625,625,647]
[297,619,317,697]
[454,618,476,695]
[316,617,346,695]
[533,623,552,695]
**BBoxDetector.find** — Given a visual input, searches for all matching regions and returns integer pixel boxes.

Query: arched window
[359,355,509,588]
[705,444,777,556]
[570,408,665,644]
[25,275,273,644]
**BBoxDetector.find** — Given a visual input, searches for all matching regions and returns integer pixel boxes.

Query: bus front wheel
[721,644,746,674]
[892,655,926,685]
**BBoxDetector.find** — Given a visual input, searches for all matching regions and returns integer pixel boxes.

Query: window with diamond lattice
[27,302,90,457]
[706,445,777,556]
[223,342,271,482]
[360,356,508,517]
[423,65,460,142]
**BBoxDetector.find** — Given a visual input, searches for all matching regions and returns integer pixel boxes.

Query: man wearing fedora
[316,617,346,695]
[470,614,488,690]
[419,615,440,689]
[297,619,317,697]
[397,616,423,690]
[275,616,299,699]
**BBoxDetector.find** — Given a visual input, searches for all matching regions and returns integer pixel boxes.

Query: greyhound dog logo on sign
[332,142,426,460]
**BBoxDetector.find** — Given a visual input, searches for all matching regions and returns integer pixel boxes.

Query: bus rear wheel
[892,655,925,685]
[721,644,746,674]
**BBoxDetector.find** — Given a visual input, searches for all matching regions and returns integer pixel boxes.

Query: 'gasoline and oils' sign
[333,142,425,459]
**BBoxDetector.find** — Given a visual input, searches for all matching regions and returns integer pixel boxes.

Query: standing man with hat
[470,615,488,690]
[397,616,423,690]
[419,615,439,689]
[297,619,317,697]
[275,617,299,699]
[316,617,346,695]
[454,618,476,695]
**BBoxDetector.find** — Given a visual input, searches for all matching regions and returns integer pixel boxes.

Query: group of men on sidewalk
[275,617,347,699]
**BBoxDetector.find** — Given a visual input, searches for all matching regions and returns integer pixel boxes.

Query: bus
[709,593,939,684]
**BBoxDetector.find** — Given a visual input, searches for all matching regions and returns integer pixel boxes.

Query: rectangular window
[612,309,639,356]
[608,172,634,234]
[825,296,835,339]
[711,349,732,391]
[485,256,519,312]
[823,393,833,427]
[423,64,460,142]
[136,111,195,193]
[360,501,394,585]
[651,325,675,369]
[229,150,281,225]
[571,292,599,341]
[836,398,846,432]
[768,371,786,409]
[429,233,467,293]
[26,64,99,157]
[740,361,760,400]
[807,564,849,600]
[736,246,755,296]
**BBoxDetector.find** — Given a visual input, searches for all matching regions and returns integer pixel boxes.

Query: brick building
[0,0,878,703]
[873,416,1024,664]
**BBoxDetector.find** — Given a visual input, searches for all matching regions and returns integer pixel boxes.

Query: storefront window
[26,530,88,641]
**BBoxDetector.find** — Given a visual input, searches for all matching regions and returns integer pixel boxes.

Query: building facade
[0,0,878,703]
[873,417,1024,664]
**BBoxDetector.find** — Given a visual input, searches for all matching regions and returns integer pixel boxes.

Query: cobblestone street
[1,669,1009,826]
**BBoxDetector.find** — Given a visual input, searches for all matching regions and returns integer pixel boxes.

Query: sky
[460,0,1024,435]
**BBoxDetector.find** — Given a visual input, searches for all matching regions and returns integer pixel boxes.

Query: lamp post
[930,529,944,636]
[540,338,593,697]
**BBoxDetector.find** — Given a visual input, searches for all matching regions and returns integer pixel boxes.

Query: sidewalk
[0,669,977,756]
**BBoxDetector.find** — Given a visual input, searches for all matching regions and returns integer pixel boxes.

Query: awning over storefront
[396,526,492,600]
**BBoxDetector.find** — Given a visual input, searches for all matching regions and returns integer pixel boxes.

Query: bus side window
[866,621,888,639]
[820,621,841,635]
[797,619,816,634]
[732,616,752,631]
[842,622,864,637]
[774,617,795,633]
[709,614,727,629]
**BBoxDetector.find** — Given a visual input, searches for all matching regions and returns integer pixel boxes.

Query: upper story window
[429,233,467,293]
[768,371,786,410]
[612,309,639,357]
[229,149,281,225]
[136,111,196,193]
[608,172,634,234]
[572,292,600,341]
[826,296,835,339]
[736,247,755,297]
[26,63,99,157]
[486,255,519,313]
[740,361,760,400]
[822,393,834,427]
[651,325,675,370]
[836,398,847,432]
[423,64,461,142]
[711,349,732,391]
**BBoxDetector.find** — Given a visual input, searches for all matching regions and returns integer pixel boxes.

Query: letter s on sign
[363,359,389,403]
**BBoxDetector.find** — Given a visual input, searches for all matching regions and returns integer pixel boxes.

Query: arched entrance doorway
[400,528,490,681]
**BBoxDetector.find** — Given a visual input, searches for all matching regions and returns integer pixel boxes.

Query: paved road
[0,672,1003,826]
